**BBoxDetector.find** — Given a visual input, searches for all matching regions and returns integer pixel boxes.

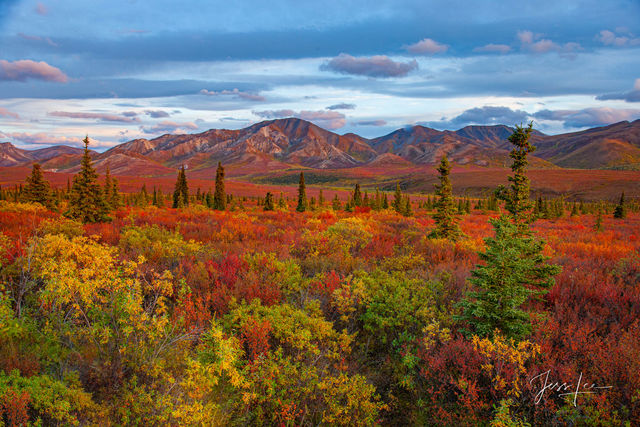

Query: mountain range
[2,118,640,175]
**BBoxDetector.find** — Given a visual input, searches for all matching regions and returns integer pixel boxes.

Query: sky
[0,0,639,150]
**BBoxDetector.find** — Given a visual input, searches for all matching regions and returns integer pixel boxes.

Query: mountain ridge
[1,118,639,174]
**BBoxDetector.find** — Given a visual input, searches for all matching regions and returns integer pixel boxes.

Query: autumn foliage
[0,182,638,425]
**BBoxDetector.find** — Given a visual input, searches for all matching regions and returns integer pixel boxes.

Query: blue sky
[0,0,639,149]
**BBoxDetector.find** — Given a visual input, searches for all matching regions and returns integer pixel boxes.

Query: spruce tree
[432,155,461,240]
[392,182,403,213]
[497,123,536,234]
[173,166,189,208]
[318,189,325,207]
[594,206,603,231]
[21,163,53,209]
[403,196,413,217]
[278,192,287,209]
[66,136,109,223]
[332,194,341,210]
[456,123,561,340]
[213,162,226,210]
[613,192,627,219]
[382,193,389,209]
[104,167,112,210]
[353,183,363,207]
[263,192,275,211]
[111,178,121,209]
[296,172,307,212]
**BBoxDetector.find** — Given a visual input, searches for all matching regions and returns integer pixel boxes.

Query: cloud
[355,119,387,126]
[516,30,582,56]
[533,107,640,127]
[426,106,531,129]
[596,29,640,47]
[0,131,93,147]
[0,59,68,83]
[49,111,139,123]
[320,53,418,78]
[140,120,199,134]
[35,2,48,15]
[0,108,20,119]
[199,88,265,101]
[473,43,511,54]
[518,30,558,53]
[326,103,356,110]
[596,78,640,103]
[17,33,58,47]
[254,109,346,129]
[144,109,170,118]
[405,38,448,55]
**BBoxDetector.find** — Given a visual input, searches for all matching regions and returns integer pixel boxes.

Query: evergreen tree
[104,167,112,210]
[263,192,275,211]
[374,188,381,211]
[403,196,413,217]
[213,162,226,210]
[432,155,461,240]
[497,123,536,234]
[21,163,53,209]
[613,192,627,219]
[296,172,307,212]
[392,182,403,213]
[382,193,389,209]
[570,202,578,217]
[278,192,287,209]
[111,178,121,209]
[594,206,603,231]
[332,194,341,210]
[318,189,325,207]
[172,166,189,208]
[456,123,561,340]
[66,136,109,223]
[353,183,363,207]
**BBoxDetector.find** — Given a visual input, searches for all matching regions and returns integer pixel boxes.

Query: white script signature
[529,370,613,406]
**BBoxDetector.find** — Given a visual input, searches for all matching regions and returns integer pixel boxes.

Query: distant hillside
[2,118,639,174]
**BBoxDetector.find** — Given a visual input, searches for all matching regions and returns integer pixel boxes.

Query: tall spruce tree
[296,172,307,212]
[172,165,189,208]
[352,183,363,207]
[432,155,461,240]
[213,162,226,210]
[263,192,275,211]
[456,123,561,340]
[613,192,627,219]
[66,136,109,223]
[21,163,53,209]
[392,182,403,213]
[497,123,536,234]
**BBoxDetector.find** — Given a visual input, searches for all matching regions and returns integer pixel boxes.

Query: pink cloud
[0,108,20,119]
[405,38,449,55]
[321,53,418,78]
[0,131,103,147]
[0,59,68,83]
[473,43,511,54]
[17,33,58,47]
[35,2,48,15]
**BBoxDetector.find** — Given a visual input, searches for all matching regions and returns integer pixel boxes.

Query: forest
[0,128,639,426]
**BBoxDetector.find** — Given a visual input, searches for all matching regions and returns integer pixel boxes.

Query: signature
[529,370,613,406]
